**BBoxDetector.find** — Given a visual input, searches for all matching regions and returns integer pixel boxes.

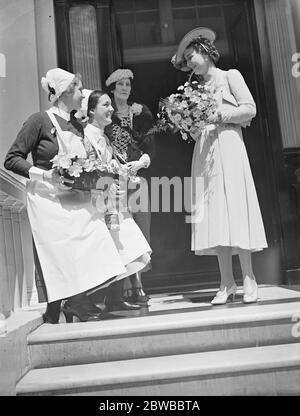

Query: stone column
[290,0,300,51]
[264,0,300,148]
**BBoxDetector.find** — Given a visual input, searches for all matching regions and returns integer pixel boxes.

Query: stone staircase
[16,285,300,395]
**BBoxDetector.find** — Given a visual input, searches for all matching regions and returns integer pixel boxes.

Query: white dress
[83,123,151,283]
[191,68,268,255]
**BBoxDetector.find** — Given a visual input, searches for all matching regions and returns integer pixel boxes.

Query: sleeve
[220,69,256,126]
[4,113,43,179]
[137,104,156,163]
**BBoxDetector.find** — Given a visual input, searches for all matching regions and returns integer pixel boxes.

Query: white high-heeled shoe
[211,283,237,305]
[243,281,258,304]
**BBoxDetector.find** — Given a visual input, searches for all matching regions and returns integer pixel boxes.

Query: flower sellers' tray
[63,170,118,191]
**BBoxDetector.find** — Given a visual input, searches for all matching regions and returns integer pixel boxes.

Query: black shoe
[43,300,61,324]
[106,299,142,312]
[81,300,106,314]
[62,303,105,323]
[131,288,149,305]
[87,303,107,314]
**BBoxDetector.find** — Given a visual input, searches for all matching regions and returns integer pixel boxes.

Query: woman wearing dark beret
[105,68,155,306]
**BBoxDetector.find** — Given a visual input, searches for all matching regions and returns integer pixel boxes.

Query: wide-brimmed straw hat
[172,27,216,72]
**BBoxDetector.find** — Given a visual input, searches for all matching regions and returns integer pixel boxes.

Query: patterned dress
[105,103,155,243]
[110,114,133,162]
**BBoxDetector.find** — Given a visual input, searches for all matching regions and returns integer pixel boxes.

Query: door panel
[226,3,282,284]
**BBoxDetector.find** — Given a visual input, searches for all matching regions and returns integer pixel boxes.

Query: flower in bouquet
[151,80,218,141]
[51,152,116,191]
[52,152,96,176]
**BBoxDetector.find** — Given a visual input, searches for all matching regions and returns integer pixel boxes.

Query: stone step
[16,343,300,396]
[28,300,300,369]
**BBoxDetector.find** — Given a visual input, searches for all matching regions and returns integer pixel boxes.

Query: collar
[85,123,105,137]
[48,106,71,121]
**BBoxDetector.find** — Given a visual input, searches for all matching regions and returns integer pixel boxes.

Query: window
[115,0,230,64]
[115,0,161,48]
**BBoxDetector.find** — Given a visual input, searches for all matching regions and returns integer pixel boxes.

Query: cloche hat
[105,69,134,87]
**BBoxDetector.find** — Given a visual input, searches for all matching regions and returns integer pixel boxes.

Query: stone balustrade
[0,174,38,318]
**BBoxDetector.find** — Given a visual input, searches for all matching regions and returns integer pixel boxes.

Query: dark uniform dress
[4,112,78,300]
[4,112,76,178]
[4,109,127,303]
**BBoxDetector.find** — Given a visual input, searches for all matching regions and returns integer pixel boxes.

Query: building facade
[1,0,300,315]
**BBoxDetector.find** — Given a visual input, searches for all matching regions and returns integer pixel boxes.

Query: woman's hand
[206,111,223,125]
[108,180,126,199]
[125,160,144,174]
[189,126,201,140]
[43,169,74,188]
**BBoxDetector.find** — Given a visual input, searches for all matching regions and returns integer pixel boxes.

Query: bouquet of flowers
[152,80,218,141]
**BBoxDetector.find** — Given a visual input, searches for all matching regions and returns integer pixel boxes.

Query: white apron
[26,109,127,302]
[83,124,151,288]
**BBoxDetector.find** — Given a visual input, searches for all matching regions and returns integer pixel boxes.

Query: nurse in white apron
[83,90,152,311]
[4,68,132,323]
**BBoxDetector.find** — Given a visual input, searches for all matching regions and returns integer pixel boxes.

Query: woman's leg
[237,248,257,294]
[211,247,237,305]
[106,279,141,310]
[123,274,147,299]
[123,276,133,299]
[32,239,63,323]
[129,272,149,303]
[216,246,235,289]
[130,184,151,299]
[129,273,144,292]
[43,299,61,323]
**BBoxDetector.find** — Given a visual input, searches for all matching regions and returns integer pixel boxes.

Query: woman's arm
[220,69,256,125]
[4,112,63,185]
[4,113,43,179]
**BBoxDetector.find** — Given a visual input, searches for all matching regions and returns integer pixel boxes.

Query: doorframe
[253,0,298,284]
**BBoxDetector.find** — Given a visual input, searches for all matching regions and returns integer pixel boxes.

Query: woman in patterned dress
[105,69,155,305]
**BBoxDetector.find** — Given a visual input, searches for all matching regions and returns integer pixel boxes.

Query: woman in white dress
[83,90,151,311]
[4,68,144,323]
[172,27,268,304]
